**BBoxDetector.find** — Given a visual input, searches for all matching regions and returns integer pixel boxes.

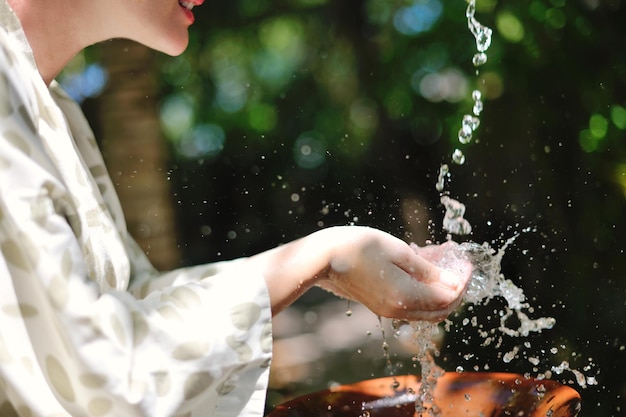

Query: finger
[396,249,465,292]
[383,264,463,314]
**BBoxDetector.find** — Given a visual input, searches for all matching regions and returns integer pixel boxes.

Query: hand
[315,226,472,322]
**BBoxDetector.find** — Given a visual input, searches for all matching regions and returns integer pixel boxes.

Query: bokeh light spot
[248,103,278,133]
[178,123,226,159]
[610,105,626,130]
[160,94,195,139]
[349,99,379,131]
[528,1,547,22]
[393,0,443,36]
[416,68,469,103]
[589,113,608,139]
[293,131,327,169]
[545,8,566,29]
[60,64,108,103]
[579,129,598,153]
[496,11,525,43]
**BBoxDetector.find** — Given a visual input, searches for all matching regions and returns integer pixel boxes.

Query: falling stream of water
[436,0,491,236]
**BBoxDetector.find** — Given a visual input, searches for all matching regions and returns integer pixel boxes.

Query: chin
[160,42,189,57]
[140,34,189,56]
[164,40,189,57]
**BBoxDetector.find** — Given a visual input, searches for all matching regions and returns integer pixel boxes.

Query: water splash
[393,320,444,417]
[440,196,472,235]
[403,237,556,416]
[405,235,597,406]
[411,322,444,417]
[459,236,556,338]
[550,361,597,389]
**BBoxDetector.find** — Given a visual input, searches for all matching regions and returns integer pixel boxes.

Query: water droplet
[435,164,449,192]
[503,346,519,363]
[463,114,481,131]
[475,28,493,52]
[464,393,471,401]
[456,366,464,373]
[473,52,488,66]
[465,1,475,18]
[452,149,466,165]
[472,89,482,101]
[528,357,540,366]
[466,0,493,53]
[458,125,473,145]
[459,115,480,144]
[441,195,466,218]
[473,100,484,116]
[441,195,472,235]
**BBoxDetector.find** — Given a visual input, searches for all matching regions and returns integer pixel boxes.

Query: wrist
[252,229,335,315]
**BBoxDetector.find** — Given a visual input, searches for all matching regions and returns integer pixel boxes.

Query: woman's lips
[178,0,204,23]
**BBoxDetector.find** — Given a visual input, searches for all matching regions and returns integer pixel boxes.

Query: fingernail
[439,269,459,289]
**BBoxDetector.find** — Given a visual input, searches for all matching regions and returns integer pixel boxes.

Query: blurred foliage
[77,0,626,415]
[159,0,486,262]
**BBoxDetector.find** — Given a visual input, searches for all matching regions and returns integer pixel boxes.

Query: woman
[0,0,472,416]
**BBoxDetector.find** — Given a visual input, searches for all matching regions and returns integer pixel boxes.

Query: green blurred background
[64,0,626,415]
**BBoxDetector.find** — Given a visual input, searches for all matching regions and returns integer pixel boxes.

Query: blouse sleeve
[0,31,272,417]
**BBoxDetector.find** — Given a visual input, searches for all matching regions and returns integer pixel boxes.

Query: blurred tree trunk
[89,39,181,271]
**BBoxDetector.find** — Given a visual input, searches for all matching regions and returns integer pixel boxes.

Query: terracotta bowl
[268,372,582,417]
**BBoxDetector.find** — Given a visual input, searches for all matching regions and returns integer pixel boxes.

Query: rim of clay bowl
[268,372,582,417]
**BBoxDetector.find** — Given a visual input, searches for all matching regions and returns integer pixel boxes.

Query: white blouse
[0,2,273,416]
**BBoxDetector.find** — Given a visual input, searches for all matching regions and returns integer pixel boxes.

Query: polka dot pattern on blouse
[0,2,273,416]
